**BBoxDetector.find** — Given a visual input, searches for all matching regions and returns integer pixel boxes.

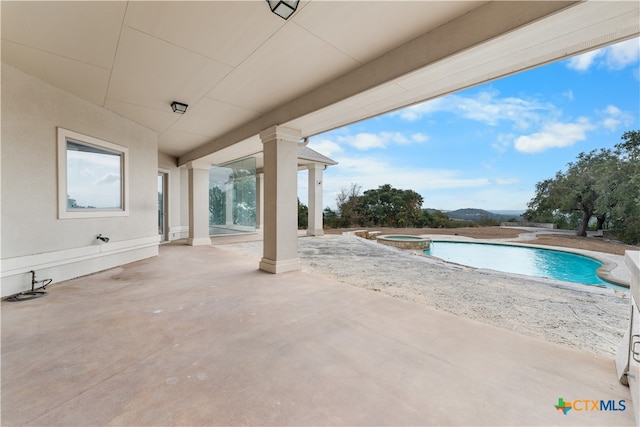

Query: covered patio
[2,1,639,424]
[1,240,634,426]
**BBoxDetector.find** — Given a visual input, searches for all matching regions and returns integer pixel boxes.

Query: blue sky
[298,37,639,212]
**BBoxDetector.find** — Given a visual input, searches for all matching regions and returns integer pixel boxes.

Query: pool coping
[415,235,630,289]
[376,234,432,250]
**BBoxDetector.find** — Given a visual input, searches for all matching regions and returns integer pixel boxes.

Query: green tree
[336,183,362,227]
[527,130,640,243]
[430,210,451,228]
[525,178,557,223]
[415,209,434,228]
[298,198,308,229]
[209,186,226,225]
[527,149,616,236]
[323,207,339,228]
[356,184,424,227]
[607,131,640,244]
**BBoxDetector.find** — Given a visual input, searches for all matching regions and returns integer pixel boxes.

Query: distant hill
[427,208,524,222]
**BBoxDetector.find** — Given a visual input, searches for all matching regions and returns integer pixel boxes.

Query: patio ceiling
[2,1,638,168]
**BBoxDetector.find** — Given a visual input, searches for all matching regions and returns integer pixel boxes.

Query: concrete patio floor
[1,239,634,426]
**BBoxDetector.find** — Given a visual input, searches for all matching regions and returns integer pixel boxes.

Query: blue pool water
[424,241,622,289]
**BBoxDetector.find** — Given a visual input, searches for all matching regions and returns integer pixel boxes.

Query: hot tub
[376,235,431,250]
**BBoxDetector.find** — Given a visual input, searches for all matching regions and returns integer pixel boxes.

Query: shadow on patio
[1,240,634,426]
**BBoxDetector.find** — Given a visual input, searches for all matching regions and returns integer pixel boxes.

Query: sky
[298,37,640,213]
[67,149,122,209]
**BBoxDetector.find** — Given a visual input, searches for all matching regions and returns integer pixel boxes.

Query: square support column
[259,126,301,273]
[186,161,211,246]
[307,164,324,236]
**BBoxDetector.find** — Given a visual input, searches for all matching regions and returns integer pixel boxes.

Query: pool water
[424,241,622,289]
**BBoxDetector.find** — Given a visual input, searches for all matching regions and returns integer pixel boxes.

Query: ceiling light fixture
[266,0,299,20]
[171,101,188,114]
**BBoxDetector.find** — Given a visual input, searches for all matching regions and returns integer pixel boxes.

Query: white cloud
[563,90,574,101]
[342,133,386,150]
[331,130,429,151]
[95,173,120,185]
[80,168,94,178]
[395,90,553,130]
[605,38,640,70]
[492,177,520,185]
[380,132,409,145]
[411,133,428,143]
[597,104,634,132]
[397,98,447,121]
[566,37,639,71]
[491,133,513,153]
[566,50,603,71]
[514,118,595,153]
[307,139,344,157]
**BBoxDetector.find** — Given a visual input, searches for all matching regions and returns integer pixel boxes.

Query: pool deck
[1,239,634,426]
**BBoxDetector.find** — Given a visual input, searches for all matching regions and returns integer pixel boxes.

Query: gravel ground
[215,233,632,359]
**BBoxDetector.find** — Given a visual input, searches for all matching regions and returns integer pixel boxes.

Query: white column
[307,164,324,236]
[259,125,301,273]
[255,173,264,230]
[186,161,211,246]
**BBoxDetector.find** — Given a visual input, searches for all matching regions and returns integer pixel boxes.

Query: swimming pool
[424,241,624,289]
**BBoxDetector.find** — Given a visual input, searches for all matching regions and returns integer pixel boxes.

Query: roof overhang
[181,0,639,167]
[2,1,638,168]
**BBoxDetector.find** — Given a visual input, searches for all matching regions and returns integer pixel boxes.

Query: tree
[298,198,308,229]
[525,178,557,223]
[356,184,424,227]
[336,183,362,227]
[607,131,640,244]
[527,130,640,243]
[209,186,226,225]
[430,210,451,228]
[323,207,340,229]
[565,149,617,236]
[528,149,615,236]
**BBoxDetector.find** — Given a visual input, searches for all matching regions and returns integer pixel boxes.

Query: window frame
[57,127,129,219]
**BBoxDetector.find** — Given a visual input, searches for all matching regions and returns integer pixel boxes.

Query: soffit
[1,1,126,69]
[2,1,638,167]
[204,22,360,113]
[122,1,285,68]
[1,0,486,161]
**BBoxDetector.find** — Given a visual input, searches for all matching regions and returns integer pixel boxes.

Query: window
[57,128,129,218]
[209,157,256,235]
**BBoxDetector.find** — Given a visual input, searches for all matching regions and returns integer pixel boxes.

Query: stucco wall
[1,63,159,297]
[158,152,188,240]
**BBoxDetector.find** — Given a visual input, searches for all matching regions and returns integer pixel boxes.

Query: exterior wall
[158,152,188,240]
[1,63,159,297]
